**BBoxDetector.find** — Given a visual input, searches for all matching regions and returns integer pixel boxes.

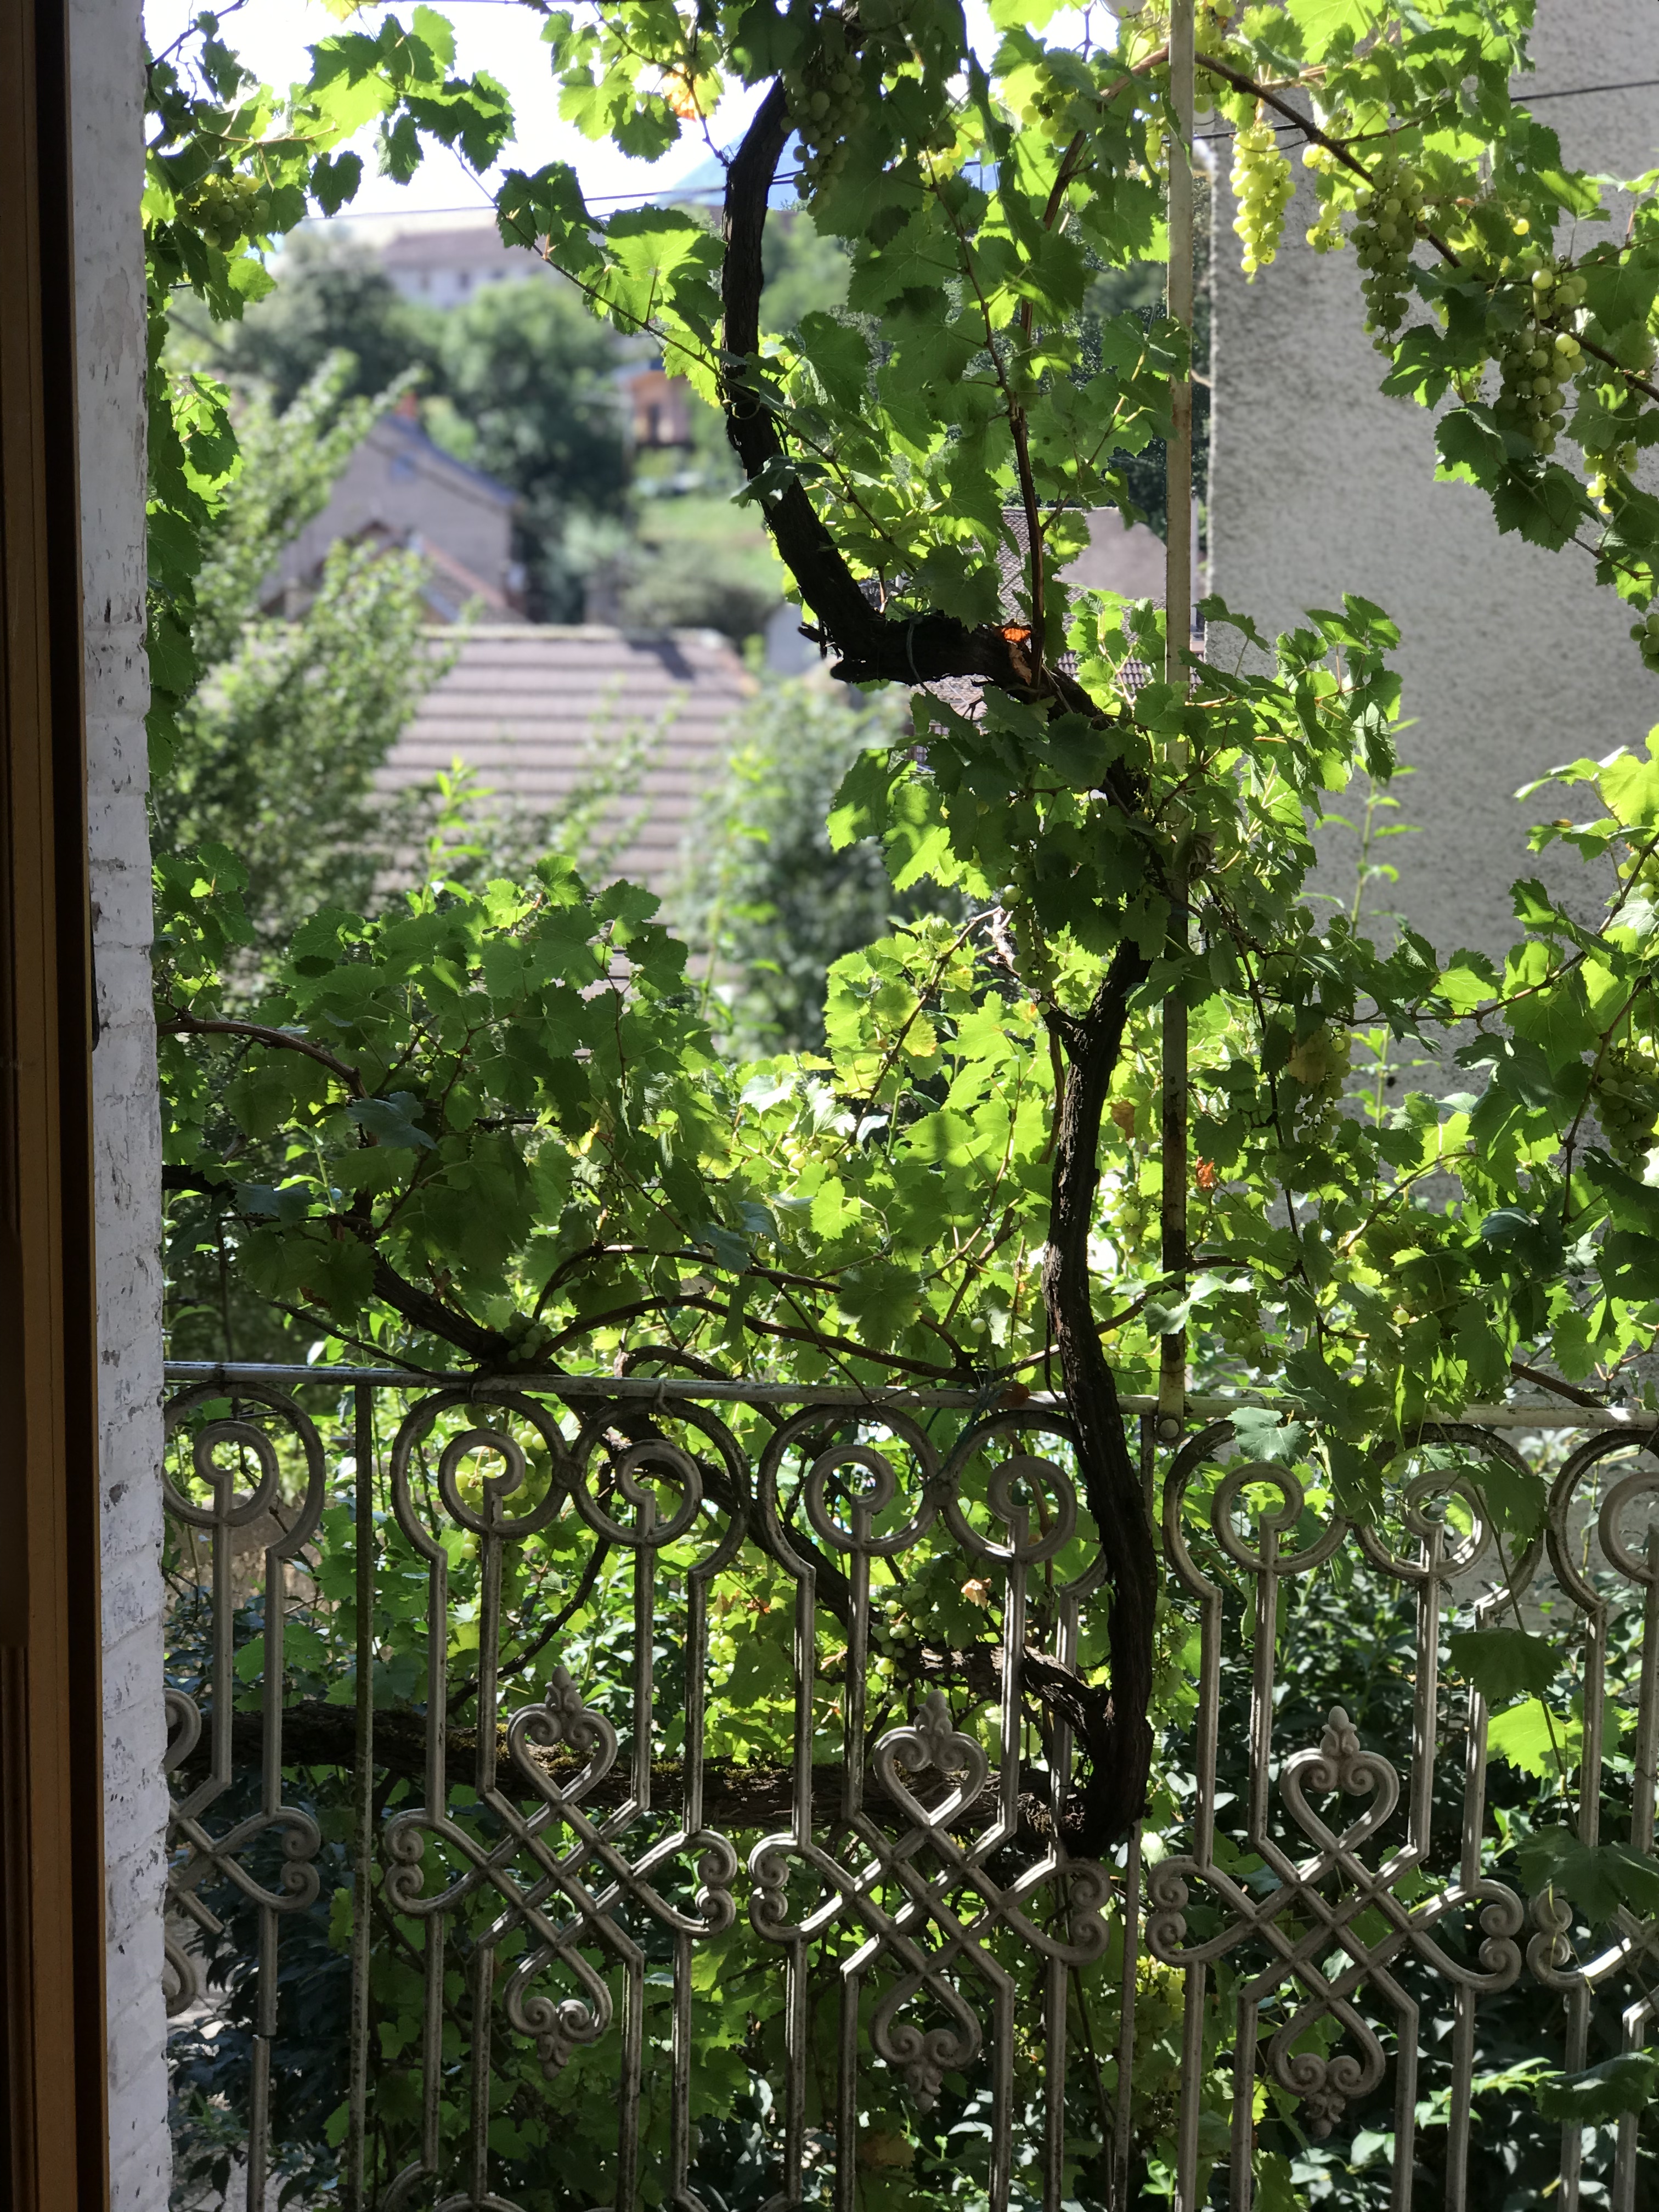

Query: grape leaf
[1487,1697,1571,1778]
[1491,465,1589,551]
[1448,1627,1558,1703]
[1517,1826,1659,1921]
[348,1093,435,1151]
[1285,0,1378,56]
[1471,1458,1549,1539]
[1581,249,1659,338]
[1535,2052,1659,2124]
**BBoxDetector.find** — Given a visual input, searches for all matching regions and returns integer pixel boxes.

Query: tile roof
[380,626,757,900]
[379,597,1194,913]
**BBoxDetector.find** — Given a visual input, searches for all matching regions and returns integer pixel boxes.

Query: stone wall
[70,0,171,2202]
[1209,0,1659,958]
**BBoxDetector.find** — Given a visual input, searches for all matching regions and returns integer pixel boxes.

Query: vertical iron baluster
[249,1906,274,2211]
[834,1966,859,2212]
[1551,1441,1611,2211]
[1227,1487,1282,2203]
[346,1384,375,2207]
[1632,1521,1659,1854]
[420,1486,449,2180]
[249,1417,292,2208]
[1043,1947,1066,2212]
[1160,1427,1226,2212]
[989,1979,1014,2212]
[784,1529,817,2205]
[469,1944,495,2202]
[1615,1521,1659,2211]
[1110,1414,1155,2208]
[1173,1957,1207,2212]
[1386,1992,1420,2212]
[991,1494,1028,2212]
[617,1483,656,2212]
[674,1452,714,2211]
[1111,1825,1142,2212]
[1447,1660,1494,2212]
[670,1927,693,2202]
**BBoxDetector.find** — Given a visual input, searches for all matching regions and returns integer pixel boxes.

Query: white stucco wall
[1209,0,1659,958]
[71,0,172,2203]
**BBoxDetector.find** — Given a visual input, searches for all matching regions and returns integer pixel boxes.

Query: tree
[175,227,429,411]
[151,359,443,950]
[422,274,631,618]
[145,2,1659,2194]
[152,0,1659,1831]
[679,673,947,1054]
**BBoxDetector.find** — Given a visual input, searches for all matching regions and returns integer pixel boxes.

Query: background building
[1209,0,1659,957]
[373,211,557,308]
[267,397,525,623]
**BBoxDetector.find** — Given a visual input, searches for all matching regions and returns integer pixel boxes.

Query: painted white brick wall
[71,0,172,2203]
[1209,0,1659,958]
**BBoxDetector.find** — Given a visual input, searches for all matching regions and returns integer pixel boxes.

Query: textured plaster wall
[1209,0,1659,958]
[71,0,172,2202]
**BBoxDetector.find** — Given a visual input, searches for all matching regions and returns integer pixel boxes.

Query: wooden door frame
[0,0,111,2204]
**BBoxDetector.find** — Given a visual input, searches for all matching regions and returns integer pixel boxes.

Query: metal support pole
[1159,0,1194,1447]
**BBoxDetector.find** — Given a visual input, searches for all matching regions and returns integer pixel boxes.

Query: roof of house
[344,520,522,623]
[377,220,526,273]
[381,626,757,901]
[375,410,518,510]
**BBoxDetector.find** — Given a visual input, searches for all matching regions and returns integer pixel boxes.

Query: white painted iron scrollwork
[1520,1431,1659,2210]
[162,1379,329,2209]
[377,1389,747,2212]
[159,1367,1659,2211]
[1150,1419,1659,2212]
[747,1404,1120,2212]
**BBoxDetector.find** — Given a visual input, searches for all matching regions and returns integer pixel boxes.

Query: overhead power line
[300,72,1659,218]
[1198,73,1659,144]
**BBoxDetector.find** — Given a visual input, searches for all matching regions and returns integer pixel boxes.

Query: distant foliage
[679,675,946,1054]
[150,360,444,952]
[419,275,633,619]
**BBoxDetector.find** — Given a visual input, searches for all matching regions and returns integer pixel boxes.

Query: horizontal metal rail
[161,1358,1649,1428]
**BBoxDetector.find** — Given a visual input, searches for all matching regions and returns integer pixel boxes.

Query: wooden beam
[0,0,109,2203]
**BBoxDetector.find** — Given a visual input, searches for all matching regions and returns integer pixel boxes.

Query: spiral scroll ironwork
[159,1370,1659,2211]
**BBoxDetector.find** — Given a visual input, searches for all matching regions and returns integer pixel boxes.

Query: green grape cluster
[1192,0,1237,115]
[185,171,264,251]
[1492,259,1585,458]
[1588,436,1639,510]
[1350,156,1424,346]
[1592,1044,1659,1167]
[494,1308,557,1362]
[1302,144,1344,253]
[1628,603,1659,672]
[781,19,867,193]
[1231,108,1294,280]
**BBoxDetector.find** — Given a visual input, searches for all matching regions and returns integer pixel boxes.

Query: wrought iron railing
[160,1362,1659,2210]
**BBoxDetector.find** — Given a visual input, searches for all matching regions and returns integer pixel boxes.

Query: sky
[142,0,762,221]
[141,0,1101,230]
